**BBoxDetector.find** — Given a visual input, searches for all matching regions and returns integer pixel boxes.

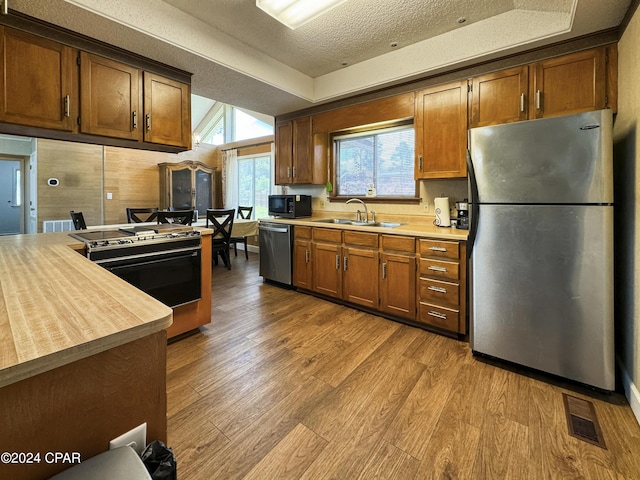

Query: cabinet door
[275,121,293,184]
[80,52,142,140]
[380,252,416,320]
[293,238,313,289]
[143,72,191,148]
[415,80,468,179]
[530,48,606,119]
[0,27,76,131]
[293,116,313,183]
[343,246,379,309]
[470,66,528,127]
[171,168,193,209]
[194,168,213,213]
[312,242,342,298]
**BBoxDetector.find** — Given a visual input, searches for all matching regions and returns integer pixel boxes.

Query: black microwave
[268,195,312,218]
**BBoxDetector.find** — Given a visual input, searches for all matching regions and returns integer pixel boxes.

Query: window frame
[329,120,419,204]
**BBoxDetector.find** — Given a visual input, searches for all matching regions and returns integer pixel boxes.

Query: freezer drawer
[469,204,614,390]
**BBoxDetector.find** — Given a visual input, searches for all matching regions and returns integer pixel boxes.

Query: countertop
[0,229,182,389]
[260,215,469,241]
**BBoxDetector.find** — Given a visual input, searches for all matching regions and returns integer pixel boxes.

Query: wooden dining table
[194,218,258,238]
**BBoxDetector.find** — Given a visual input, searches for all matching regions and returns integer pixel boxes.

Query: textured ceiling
[7,0,632,116]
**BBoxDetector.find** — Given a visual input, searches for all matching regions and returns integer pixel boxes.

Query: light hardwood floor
[167,253,640,479]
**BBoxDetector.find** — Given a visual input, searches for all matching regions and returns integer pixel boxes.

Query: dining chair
[206,209,235,270]
[69,210,87,230]
[157,210,194,225]
[126,207,158,223]
[229,206,253,260]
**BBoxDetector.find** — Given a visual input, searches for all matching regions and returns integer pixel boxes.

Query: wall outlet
[423,201,430,213]
[109,423,147,456]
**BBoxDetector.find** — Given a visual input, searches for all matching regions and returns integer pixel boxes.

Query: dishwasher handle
[259,224,290,234]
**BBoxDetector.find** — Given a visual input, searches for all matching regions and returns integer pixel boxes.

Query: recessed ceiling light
[390,42,398,48]
[457,17,467,24]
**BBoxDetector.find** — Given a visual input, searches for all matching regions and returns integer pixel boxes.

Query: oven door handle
[94,246,201,266]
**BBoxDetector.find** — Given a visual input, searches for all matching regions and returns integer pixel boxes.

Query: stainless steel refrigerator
[467,109,614,391]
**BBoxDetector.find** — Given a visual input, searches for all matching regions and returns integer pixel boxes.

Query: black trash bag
[141,440,177,480]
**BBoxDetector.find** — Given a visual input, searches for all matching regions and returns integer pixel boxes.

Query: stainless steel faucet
[346,198,368,223]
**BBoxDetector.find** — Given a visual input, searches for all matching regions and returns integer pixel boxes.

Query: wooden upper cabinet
[275,116,325,185]
[0,27,77,132]
[415,80,468,179]
[143,72,191,148]
[530,48,606,119]
[80,52,142,140]
[293,116,313,183]
[470,66,529,127]
[275,121,293,184]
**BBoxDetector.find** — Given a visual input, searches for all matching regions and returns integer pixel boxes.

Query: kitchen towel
[434,197,451,227]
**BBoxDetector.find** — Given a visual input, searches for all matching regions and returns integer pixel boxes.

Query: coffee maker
[455,199,469,230]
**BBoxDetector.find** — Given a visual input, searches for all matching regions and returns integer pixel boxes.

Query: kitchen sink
[312,218,353,224]
[311,218,404,228]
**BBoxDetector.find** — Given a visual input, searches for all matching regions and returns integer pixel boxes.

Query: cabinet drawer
[418,239,460,260]
[343,231,378,247]
[418,302,459,332]
[381,235,415,253]
[295,225,312,240]
[419,258,459,281]
[419,278,459,306]
[313,227,342,243]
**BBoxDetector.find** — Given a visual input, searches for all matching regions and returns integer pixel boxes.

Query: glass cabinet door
[194,169,212,214]
[171,168,192,209]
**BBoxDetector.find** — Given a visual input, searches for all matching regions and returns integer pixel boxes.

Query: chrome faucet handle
[371,211,376,222]
[356,210,362,222]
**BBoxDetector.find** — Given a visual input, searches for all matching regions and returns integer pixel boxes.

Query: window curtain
[222,148,238,210]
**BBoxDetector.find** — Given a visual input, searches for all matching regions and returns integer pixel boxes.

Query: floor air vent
[562,393,606,449]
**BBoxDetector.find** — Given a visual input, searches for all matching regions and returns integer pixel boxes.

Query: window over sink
[333,122,416,199]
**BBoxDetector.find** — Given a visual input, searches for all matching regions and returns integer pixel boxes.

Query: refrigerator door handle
[466,149,480,258]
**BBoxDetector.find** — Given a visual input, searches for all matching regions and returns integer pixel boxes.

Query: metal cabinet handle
[292,166,297,178]
[428,265,447,273]
[305,249,310,263]
[343,256,348,271]
[428,286,447,293]
[132,111,138,129]
[64,95,70,117]
[287,167,291,178]
[428,311,447,320]
[146,114,151,131]
[418,156,423,172]
[429,246,447,252]
[335,254,340,270]
[382,262,387,279]
[520,93,525,113]
[536,90,542,110]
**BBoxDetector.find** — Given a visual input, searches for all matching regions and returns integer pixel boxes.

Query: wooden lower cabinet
[312,228,343,298]
[294,226,466,335]
[417,238,467,335]
[293,226,312,289]
[380,235,416,320]
[343,231,379,309]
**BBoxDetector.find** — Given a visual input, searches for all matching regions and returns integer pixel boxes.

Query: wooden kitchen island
[0,231,174,480]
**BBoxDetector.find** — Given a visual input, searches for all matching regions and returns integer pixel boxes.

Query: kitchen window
[333,123,416,199]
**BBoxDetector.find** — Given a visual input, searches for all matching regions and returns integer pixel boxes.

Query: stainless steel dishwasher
[258,221,293,285]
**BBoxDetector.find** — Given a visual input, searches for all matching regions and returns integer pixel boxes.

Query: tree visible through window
[335,125,415,197]
[238,155,272,218]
